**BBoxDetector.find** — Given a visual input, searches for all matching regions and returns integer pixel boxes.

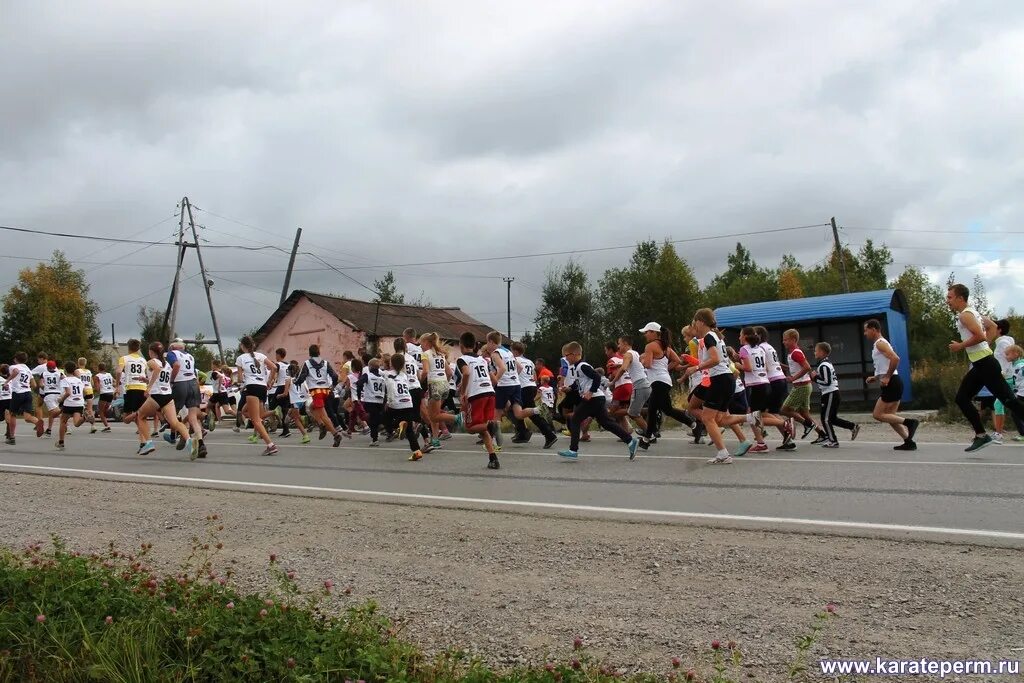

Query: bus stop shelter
[714,289,912,404]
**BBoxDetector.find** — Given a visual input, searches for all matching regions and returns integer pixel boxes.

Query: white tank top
[698,332,733,378]
[956,306,992,363]
[624,349,648,385]
[424,350,448,382]
[742,345,769,386]
[494,347,519,387]
[237,352,269,387]
[994,336,1014,378]
[360,371,386,403]
[517,357,536,388]
[0,377,10,400]
[60,376,85,407]
[77,368,93,395]
[9,364,32,394]
[871,338,898,377]
[41,369,62,395]
[404,343,423,372]
[171,351,197,382]
[646,351,672,385]
[386,371,414,410]
[460,354,494,398]
[275,361,290,387]
[304,358,333,390]
[760,342,786,381]
[151,361,173,396]
[96,372,115,394]
[288,377,307,404]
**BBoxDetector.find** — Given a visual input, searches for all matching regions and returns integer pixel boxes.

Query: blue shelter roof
[715,289,907,327]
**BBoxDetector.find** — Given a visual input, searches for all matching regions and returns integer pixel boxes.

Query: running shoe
[232,426,241,433]
[408,450,423,462]
[178,437,190,452]
[579,434,591,442]
[333,432,342,448]
[781,430,794,448]
[811,433,829,445]
[261,444,279,456]
[628,437,640,461]
[162,431,174,444]
[543,434,558,449]
[776,442,797,451]
[55,441,64,451]
[318,425,327,440]
[301,434,311,444]
[965,434,993,452]
[893,441,917,451]
[557,449,579,460]
[732,441,753,457]
[990,432,1004,444]
[139,440,156,455]
[430,438,441,449]
[801,422,815,439]
[1013,435,1024,442]
[475,437,484,445]
[189,440,198,461]
[822,441,839,449]
[707,454,733,464]
[101,427,111,433]
[247,434,259,444]
[90,427,97,434]
[281,431,291,438]
[487,454,500,469]
[5,438,14,445]
[850,424,860,441]
[177,435,187,449]
[750,442,769,453]
[561,429,571,437]
[44,428,52,437]
[198,442,208,459]
[368,439,379,447]
[905,418,919,442]
[453,413,465,433]
[439,430,452,440]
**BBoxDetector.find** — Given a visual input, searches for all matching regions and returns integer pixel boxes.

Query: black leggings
[820,391,855,443]
[569,397,632,451]
[643,381,692,439]
[956,355,1024,434]
[390,407,421,451]
[364,402,384,441]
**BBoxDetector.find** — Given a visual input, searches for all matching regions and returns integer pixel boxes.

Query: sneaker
[707,454,734,464]
[4,438,14,445]
[197,442,208,459]
[475,437,485,445]
[161,431,174,444]
[811,434,829,445]
[453,413,464,433]
[421,443,435,454]
[139,440,156,456]
[628,437,640,461]
[368,439,379,447]
[776,442,797,451]
[158,423,168,433]
[487,454,500,469]
[850,424,860,441]
[247,434,259,444]
[893,441,917,451]
[360,426,370,436]
[965,434,993,453]
[905,418,919,442]
[543,434,558,450]
[408,450,423,462]
[732,441,753,457]
[638,437,650,451]
[822,441,840,448]
[1013,435,1024,442]
[55,441,65,451]
[396,421,407,440]
[44,428,52,437]
[579,434,591,442]
[333,432,342,448]
[301,434,311,444]
[101,427,111,433]
[314,424,326,440]
[510,435,527,444]
[557,449,578,460]
[90,427,97,434]
[261,444,279,456]
[561,429,571,437]
[343,430,353,439]
[232,426,241,433]
[990,432,1004,444]
[750,442,769,453]
[801,422,815,439]
[178,437,190,452]
[189,440,198,461]
[281,431,292,438]
[430,438,441,449]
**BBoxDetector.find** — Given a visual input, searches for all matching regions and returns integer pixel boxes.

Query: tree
[372,270,405,304]
[186,332,217,373]
[137,306,166,352]
[854,239,893,290]
[701,243,778,309]
[531,261,598,363]
[0,251,101,362]
[777,268,804,299]
[889,266,956,363]
[971,274,991,317]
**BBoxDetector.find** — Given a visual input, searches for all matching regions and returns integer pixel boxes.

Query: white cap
[170,337,186,349]
[638,322,661,334]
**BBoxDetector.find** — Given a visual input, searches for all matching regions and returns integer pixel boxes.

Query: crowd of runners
[3,283,1023,467]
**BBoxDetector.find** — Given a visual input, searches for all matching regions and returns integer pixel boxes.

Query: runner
[456,332,499,469]
[54,361,87,450]
[166,339,204,459]
[779,330,826,443]
[812,342,859,448]
[40,360,63,436]
[614,336,651,436]
[270,348,291,436]
[683,309,745,464]
[135,342,192,458]
[402,327,428,427]
[419,332,461,448]
[556,341,639,461]
[485,331,558,449]
[637,322,695,451]
[235,335,278,456]
[755,325,794,450]
[738,327,788,452]
[344,358,368,437]
[118,339,151,452]
[30,352,47,422]
[294,344,343,447]
[386,353,430,461]
[6,352,45,442]
[863,319,919,451]
[0,364,10,442]
[947,283,1024,452]
[356,358,386,446]
[604,341,633,435]
[284,360,311,444]
[510,340,556,447]
[93,363,115,433]
[75,357,96,433]
[989,319,1021,442]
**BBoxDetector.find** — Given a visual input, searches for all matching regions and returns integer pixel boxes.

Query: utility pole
[831,216,850,293]
[503,277,515,341]
[162,196,227,363]
[280,227,302,306]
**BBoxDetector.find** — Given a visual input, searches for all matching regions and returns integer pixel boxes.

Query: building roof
[714,289,908,327]
[254,290,501,344]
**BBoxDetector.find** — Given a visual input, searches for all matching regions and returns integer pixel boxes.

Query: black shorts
[520,386,538,409]
[151,394,173,409]
[0,399,9,415]
[10,392,32,416]
[243,384,267,401]
[768,379,788,413]
[99,393,114,403]
[62,406,84,415]
[495,385,523,410]
[747,384,770,412]
[702,374,735,412]
[879,374,904,403]
[409,387,424,409]
[228,394,238,406]
[728,390,748,415]
[209,393,227,405]
[124,389,146,414]
[272,386,291,411]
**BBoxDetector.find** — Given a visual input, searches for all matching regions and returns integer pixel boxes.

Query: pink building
[253,290,500,364]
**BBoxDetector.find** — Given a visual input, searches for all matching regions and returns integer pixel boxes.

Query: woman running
[136,342,192,458]
[420,332,460,448]
[637,322,695,451]
[236,335,279,456]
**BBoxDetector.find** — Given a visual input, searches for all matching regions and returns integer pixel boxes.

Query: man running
[6,352,45,442]
[863,319,919,450]
[947,283,1024,451]
[167,338,205,459]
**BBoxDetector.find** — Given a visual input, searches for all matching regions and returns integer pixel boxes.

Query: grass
[0,518,838,682]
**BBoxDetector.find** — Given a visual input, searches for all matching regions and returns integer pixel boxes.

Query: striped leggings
[820,391,855,443]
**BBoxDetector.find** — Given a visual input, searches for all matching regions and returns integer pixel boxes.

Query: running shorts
[309,387,330,409]
[410,386,425,409]
[43,394,61,412]
[10,392,32,416]
[0,399,9,416]
[782,383,812,412]
[494,385,522,410]
[244,384,268,402]
[151,394,174,409]
[612,384,633,404]
[99,393,114,404]
[747,384,770,412]
[520,386,538,410]
[467,393,496,428]
[427,379,449,402]
[768,379,788,413]
[171,381,201,410]
[728,389,748,416]
[124,389,146,414]
[702,374,734,412]
[627,382,651,417]
[879,375,904,404]
[62,406,84,416]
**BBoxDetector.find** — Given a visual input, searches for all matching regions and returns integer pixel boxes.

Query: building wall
[256,298,365,363]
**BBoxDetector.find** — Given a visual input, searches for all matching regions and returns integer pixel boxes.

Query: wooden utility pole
[280,227,302,306]
[831,216,850,293]
[503,277,515,341]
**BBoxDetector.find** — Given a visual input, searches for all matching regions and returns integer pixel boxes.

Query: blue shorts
[494,385,522,410]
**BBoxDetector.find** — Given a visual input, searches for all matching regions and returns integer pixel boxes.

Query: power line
[100,273,201,314]
[78,213,179,261]
[844,226,1024,235]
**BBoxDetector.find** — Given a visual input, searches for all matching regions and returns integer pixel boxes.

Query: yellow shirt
[118,353,148,391]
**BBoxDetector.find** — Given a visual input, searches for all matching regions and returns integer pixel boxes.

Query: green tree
[889,266,956,363]
[372,270,405,304]
[971,274,991,317]
[853,239,893,290]
[186,332,217,372]
[531,261,598,363]
[0,251,101,362]
[137,306,166,352]
[701,243,778,309]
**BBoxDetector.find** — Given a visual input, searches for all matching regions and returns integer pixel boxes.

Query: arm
[356,373,367,397]
[612,353,629,382]
[950,310,986,352]
[295,363,310,386]
[878,340,900,385]
[665,347,681,372]
[490,350,505,383]
[577,363,601,398]
[167,351,180,383]
[640,343,654,369]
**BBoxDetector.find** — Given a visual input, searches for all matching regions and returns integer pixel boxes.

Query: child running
[55,361,87,450]
[780,330,827,443]
[387,353,430,461]
[811,342,859,448]
[136,342,193,458]
[455,332,500,469]
[94,362,115,433]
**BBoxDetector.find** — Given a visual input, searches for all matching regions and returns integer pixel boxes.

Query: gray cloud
[2,0,1023,345]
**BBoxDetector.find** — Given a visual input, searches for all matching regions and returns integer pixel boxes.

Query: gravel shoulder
[2,472,1021,680]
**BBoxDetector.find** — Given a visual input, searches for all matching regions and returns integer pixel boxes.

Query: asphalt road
[1,422,1022,547]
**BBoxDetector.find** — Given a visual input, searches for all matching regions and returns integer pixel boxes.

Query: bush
[910,359,966,419]
[0,522,838,682]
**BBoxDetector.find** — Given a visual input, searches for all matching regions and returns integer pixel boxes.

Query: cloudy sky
[2,0,1023,345]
